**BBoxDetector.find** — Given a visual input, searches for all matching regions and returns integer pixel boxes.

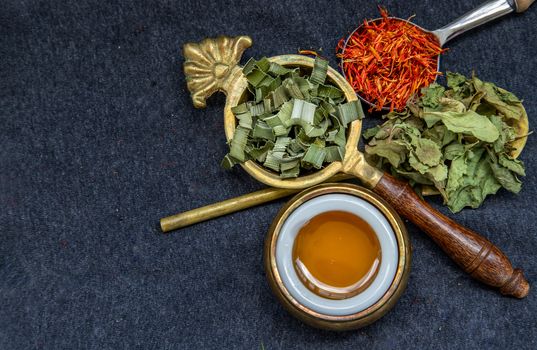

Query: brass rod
[160,174,353,233]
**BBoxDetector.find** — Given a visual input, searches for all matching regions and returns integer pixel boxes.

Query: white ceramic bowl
[276,193,398,316]
[264,183,411,330]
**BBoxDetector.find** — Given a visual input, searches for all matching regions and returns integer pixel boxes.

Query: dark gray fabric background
[1,0,536,349]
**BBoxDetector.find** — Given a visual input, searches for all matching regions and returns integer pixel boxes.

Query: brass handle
[183,35,252,108]
[160,187,299,232]
[160,174,353,232]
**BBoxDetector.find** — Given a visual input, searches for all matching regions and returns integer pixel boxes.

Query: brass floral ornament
[183,35,253,108]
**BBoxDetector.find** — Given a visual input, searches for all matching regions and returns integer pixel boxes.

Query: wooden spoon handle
[515,0,535,12]
[373,173,529,298]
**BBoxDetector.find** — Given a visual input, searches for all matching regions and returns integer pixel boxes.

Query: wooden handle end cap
[515,0,535,12]
[500,268,530,298]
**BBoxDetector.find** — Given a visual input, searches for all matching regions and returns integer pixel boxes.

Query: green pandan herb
[222,57,363,178]
[364,72,527,213]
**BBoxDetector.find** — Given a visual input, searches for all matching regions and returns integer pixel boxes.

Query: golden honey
[292,211,381,299]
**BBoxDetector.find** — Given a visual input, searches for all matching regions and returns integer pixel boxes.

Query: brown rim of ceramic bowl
[264,183,411,331]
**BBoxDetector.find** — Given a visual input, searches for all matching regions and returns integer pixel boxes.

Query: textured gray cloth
[1,0,536,349]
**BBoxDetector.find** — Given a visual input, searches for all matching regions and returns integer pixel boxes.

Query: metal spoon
[341,0,535,111]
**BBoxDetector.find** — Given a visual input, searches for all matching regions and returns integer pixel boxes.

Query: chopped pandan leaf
[271,85,289,108]
[302,144,326,169]
[281,159,300,170]
[273,125,290,137]
[284,79,304,99]
[229,126,250,162]
[264,114,282,128]
[223,57,358,177]
[321,100,337,117]
[294,77,312,99]
[247,141,274,163]
[242,57,256,75]
[258,75,275,88]
[277,100,294,127]
[236,112,253,129]
[263,98,273,114]
[280,162,301,178]
[303,119,329,138]
[252,120,275,141]
[313,108,326,125]
[231,103,249,115]
[263,151,281,172]
[334,126,346,148]
[246,69,269,87]
[309,57,328,85]
[324,146,344,162]
[255,57,271,72]
[291,99,316,125]
[288,139,303,154]
[221,154,240,169]
[318,84,343,100]
[326,129,338,142]
[337,100,364,127]
[273,137,291,153]
[249,102,265,117]
[254,87,265,103]
[268,62,292,76]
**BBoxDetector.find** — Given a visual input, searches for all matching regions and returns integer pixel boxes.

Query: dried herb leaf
[423,110,499,142]
[473,78,524,120]
[365,73,527,212]
[414,138,442,167]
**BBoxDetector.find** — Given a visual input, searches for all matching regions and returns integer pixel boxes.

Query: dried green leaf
[498,154,525,176]
[420,83,445,108]
[365,140,407,168]
[473,77,524,120]
[488,152,522,193]
[423,110,499,142]
[363,126,380,140]
[446,72,467,89]
[414,138,442,166]
[444,143,465,160]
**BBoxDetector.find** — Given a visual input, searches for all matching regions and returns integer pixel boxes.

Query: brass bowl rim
[264,183,412,330]
[223,55,361,189]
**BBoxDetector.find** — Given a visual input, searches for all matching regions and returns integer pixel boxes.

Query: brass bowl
[222,54,363,189]
[264,183,411,331]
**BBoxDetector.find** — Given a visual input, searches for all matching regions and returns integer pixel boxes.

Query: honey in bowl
[292,210,381,300]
